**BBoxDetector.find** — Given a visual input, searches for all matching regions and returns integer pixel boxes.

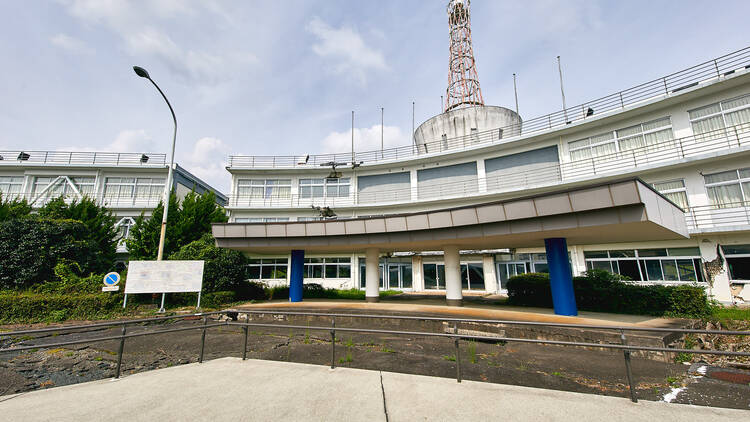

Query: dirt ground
[1,316,749,410]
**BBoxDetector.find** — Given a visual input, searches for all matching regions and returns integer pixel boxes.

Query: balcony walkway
[1,358,745,421]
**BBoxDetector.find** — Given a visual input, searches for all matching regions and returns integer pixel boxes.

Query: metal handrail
[225,122,750,209]
[0,151,168,166]
[227,46,750,169]
[1,309,748,403]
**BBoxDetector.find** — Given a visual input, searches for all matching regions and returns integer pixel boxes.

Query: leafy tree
[126,190,228,260]
[169,233,251,294]
[0,195,32,221]
[38,196,118,272]
[0,219,99,290]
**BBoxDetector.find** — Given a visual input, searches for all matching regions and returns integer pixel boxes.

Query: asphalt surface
[1,358,747,421]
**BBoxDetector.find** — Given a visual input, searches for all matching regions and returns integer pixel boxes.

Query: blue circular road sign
[104,272,121,286]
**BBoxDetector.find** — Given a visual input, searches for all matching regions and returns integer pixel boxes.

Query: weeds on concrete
[443,354,456,362]
[674,335,695,363]
[467,340,477,364]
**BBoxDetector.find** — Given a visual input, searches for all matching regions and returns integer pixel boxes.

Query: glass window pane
[721,95,750,111]
[638,248,667,257]
[642,117,671,131]
[707,184,743,207]
[468,263,484,290]
[689,104,721,120]
[591,261,613,272]
[722,244,750,255]
[676,259,697,282]
[313,265,323,278]
[653,180,685,191]
[616,125,642,138]
[705,170,738,184]
[401,265,412,288]
[338,265,351,278]
[609,250,635,258]
[584,251,609,259]
[261,266,273,279]
[667,247,700,256]
[325,265,337,278]
[460,265,469,289]
[662,260,679,281]
[645,260,663,280]
[247,266,260,279]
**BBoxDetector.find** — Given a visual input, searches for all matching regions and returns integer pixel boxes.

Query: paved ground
[236,296,685,328]
[0,358,747,421]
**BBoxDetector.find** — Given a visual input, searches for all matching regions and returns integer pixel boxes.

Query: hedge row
[506,270,711,317]
[0,292,124,323]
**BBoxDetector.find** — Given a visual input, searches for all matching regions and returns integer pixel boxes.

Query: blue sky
[1,0,749,193]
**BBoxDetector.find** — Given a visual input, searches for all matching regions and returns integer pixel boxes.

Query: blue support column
[544,238,578,316]
[289,250,305,303]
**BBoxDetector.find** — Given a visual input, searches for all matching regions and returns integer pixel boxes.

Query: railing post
[115,323,126,379]
[619,92,624,109]
[199,315,208,363]
[242,316,249,360]
[620,330,637,403]
[330,316,336,369]
[454,323,462,383]
[714,60,720,78]
[734,126,740,146]
[663,78,668,95]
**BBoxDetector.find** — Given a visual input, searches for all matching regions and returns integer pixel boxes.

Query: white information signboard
[125,260,205,294]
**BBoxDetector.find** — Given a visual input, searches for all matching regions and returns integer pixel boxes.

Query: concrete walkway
[235,298,682,328]
[1,358,746,421]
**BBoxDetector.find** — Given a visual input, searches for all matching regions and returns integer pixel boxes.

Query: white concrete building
[223,46,750,303]
[0,151,226,260]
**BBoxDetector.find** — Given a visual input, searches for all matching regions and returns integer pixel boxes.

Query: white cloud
[179,136,231,192]
[109,129,153,151]
[306,17,388,83]
[59,0,255,85]
[321,125,407,154]
[50,33,94,55]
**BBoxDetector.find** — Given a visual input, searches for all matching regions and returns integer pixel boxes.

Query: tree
[126,190,228,260]
[0,219,99,290]
[0,195,31,221]
[169,233,250,293]
[38,196,118,273]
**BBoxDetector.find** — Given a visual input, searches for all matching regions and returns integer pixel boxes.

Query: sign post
[123,261,205,310]
[102,272,121,292]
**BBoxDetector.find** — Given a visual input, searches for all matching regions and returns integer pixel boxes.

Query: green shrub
[0,195,32,221]
[506,273,552,307]
[0,292,124,323]
[33,261,104,294]
[168,233,251,294]
[0,219,100,290]
[506,270,710,317]
[201,291,237,308]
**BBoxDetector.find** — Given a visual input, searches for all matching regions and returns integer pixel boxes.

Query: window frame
[568,117,673,162]
[703,167,750,208]
[583,248,703,283]
[688,93,750,136]
[299,177,350,199]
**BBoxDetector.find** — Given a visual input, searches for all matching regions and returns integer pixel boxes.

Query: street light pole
[133,66,177,313]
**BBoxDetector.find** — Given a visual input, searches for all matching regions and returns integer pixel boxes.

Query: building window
[299,178,350,198]
[723,244,750,281]
[115,217,136,250]
[703,168,750,208]
[568,117,673,161]
[305,257,351,279]
[584,248,703,283]
[652,179,689,209]
[33,176,96,199]
[0,176,23,196]
[247,258,288,280]
[235,217,289,223]
[104,177,164,199]
[237,179,291,199]
[689,94,750,136]
[460,262,485,290]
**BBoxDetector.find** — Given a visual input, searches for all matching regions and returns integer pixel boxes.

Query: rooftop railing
[228,46,750,169]
[226,122,750,209]
[1,310,748,403]
[0,151,167,166]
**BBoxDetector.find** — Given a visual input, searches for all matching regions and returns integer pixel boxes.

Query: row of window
[650,166,750,209]
[584,248,703,283]
[0,176,165,200]
[236,178,350,199]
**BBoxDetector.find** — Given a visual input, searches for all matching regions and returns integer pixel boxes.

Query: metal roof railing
[228,46,750,169]
[1,309,748,404]
[0,151,167,167]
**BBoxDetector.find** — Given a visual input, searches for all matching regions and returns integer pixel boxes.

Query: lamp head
[133,66,150,79]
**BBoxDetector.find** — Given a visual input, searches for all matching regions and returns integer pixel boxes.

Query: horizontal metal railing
[0,151,167,166]
[1,192,164,208]
[686,201,750,230]
[1,309,749,404]
[227,47,750,169]
[226,123,750,209]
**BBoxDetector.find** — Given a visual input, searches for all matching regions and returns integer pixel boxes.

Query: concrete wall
[413,105,522,147]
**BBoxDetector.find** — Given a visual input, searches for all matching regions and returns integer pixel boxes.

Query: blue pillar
[544,238,577,316]
[289,250,305,303]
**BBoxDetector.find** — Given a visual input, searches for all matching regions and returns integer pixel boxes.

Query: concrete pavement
[1,358,747,421]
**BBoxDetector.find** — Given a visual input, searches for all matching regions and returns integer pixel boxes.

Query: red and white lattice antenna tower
[445,0,484,112]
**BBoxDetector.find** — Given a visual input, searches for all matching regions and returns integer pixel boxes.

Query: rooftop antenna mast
[445,0,484,112]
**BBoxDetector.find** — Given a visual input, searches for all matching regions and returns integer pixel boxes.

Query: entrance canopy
[212,179,688,254]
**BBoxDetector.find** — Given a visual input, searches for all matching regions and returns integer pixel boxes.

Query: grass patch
[380,346,396,353]
[467,340,477,364]
[710,306,750,322]
[94,356,103,361]
[443,354,456,362]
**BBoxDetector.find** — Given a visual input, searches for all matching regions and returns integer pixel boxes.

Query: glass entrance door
[497,262,527,292]
[423,263,445,290]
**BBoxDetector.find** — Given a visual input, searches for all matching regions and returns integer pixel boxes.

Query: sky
[1,0,749,193]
